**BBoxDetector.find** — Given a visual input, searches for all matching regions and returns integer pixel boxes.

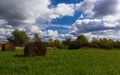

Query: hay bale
[24,42,47,57]
[2,42,15,51]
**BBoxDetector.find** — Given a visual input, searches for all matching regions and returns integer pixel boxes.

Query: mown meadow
[0,49,120,75]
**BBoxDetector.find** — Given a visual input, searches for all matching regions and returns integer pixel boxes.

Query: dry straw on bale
[24,42,47,57]
[2,42,15,51]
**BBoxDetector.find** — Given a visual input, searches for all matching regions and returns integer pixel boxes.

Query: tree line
[7,30,120,50]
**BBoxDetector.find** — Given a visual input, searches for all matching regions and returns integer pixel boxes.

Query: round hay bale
[24,42,47,57]
[2,42,15,51]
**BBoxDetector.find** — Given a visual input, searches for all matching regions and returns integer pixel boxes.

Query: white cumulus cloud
[0,0,76,41]
[70,0,120,40]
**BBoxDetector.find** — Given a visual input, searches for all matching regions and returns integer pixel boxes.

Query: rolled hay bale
[24,42,47,57]
[2,42,15,51]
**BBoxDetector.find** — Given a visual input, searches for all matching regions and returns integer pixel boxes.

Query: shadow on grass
[14,54,24,58]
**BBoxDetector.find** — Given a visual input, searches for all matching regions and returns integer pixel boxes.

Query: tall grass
[0,49,120,75]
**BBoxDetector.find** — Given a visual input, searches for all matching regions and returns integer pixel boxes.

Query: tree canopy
[7,29,30,46]
[33,33,41,42]
[76,35,88,48]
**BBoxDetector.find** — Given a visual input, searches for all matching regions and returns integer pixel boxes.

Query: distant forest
[4,30,120,50]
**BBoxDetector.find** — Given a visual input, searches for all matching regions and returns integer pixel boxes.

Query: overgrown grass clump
[0,49,120,75]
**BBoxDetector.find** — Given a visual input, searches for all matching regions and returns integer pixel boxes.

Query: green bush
[54,39,64,49]
[69,41,79,50]
[77,35,89,48]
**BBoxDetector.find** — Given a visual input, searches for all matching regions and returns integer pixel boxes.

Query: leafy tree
[113,41,120,49]
[98,38,113,50]
[77,35,88,48]
[90,38,100,48]
[48,38,54,47]
[42,41,49,47]
[69,41,79,50]
[54,39,64,49]
[33,33,41,42]
[62,38,71,49]
[7,29,30,46]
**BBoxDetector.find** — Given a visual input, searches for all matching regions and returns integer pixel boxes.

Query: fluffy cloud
[0,23,65,41]
[0,0,76,41]
[70,0,120,40]
[71,18,120,40]
[75,0,120,18]
[75,0,96,17]
[0,0,50,25]
[39,30,65,41]
[0,0,75,25]
[1,0,120,41]
[52,3,75,17]
[71,19,103,34]
[93,0,119,17]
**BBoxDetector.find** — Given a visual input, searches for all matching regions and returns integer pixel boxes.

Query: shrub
[77,35,89,48]
[69,41,79,50]
[24,42,47,57]
[0,42,3,47]
[62,38,71,49]
[2,42,15,51]
[113,41,120,49]
[54,39,64,49]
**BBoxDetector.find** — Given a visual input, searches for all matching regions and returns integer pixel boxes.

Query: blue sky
[51,0,82,5]
[51,11,81,25]
[48,0,83,34]
[0,0,120,41]
[47,11,81,34]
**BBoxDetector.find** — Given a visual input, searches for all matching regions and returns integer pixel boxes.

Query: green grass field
[0,49,120,75]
